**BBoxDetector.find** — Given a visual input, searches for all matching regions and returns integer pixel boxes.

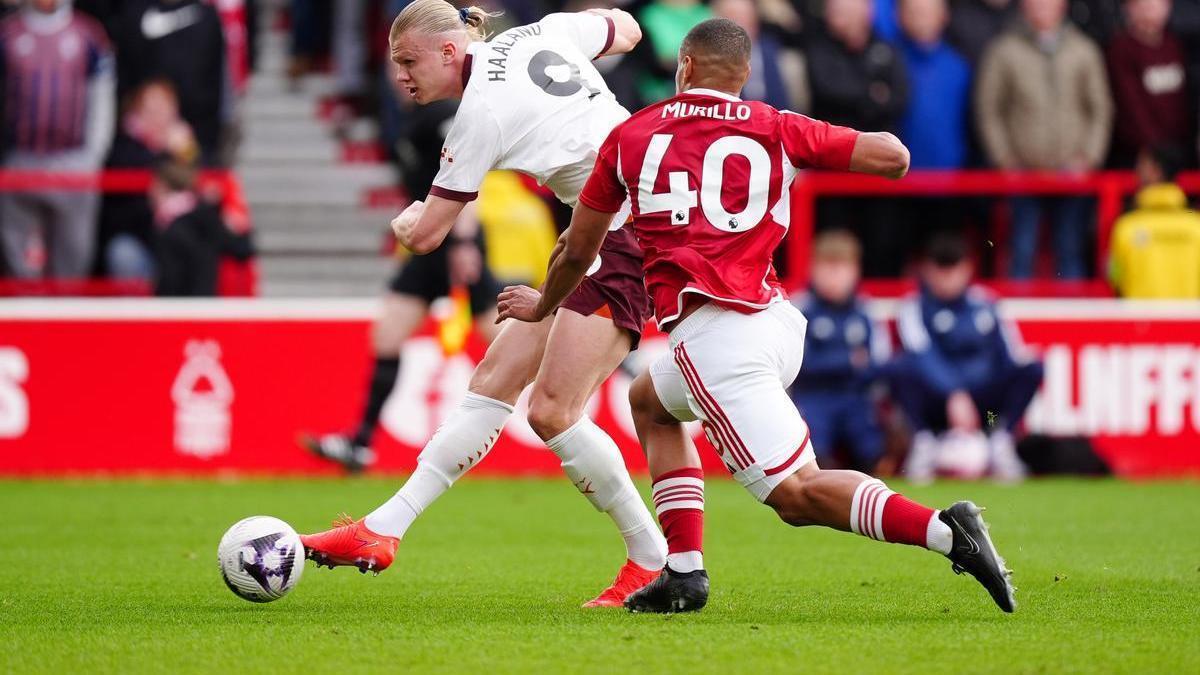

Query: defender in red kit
[498,18,1017,615]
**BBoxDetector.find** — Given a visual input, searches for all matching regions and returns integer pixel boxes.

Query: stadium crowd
[0,0,1198,295]
[0,0,255,292]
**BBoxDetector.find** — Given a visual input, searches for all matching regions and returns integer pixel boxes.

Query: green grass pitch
[1,477,1197,673]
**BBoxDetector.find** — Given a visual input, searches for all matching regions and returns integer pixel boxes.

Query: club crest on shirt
[440,147,455,164]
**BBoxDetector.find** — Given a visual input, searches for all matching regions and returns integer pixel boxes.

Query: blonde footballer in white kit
[301,0,670,607]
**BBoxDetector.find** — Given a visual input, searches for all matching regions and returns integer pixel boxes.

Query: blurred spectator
[1106,0,1193,168]
[333,0,368,101]
[976,0,1113,279]
[113,0,229,163]
[1109,144,1200,298]
[476,171,558,287]
[151,159,250,295]
[790,230,891,474]
[635,0,712,104]
[946,0,1016,65]
[287,0,329,83]
[96,79,198,279]
[890,232,1043,482]
[211,0,254,97]
[897,0,970,169]
[808,0,909,277]
[0,0,115,279]
[808,0,908,132]
[712,0,809,111]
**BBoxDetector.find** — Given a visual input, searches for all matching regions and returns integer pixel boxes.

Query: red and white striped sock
[651,467,705,573]
[849,478,953,554]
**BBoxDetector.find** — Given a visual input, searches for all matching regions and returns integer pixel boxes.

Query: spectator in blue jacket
[897,0,971,169]
[890,233,1043,482]
[791,231,891,473]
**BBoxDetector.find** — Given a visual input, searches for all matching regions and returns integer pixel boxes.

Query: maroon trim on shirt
[461,52,474,89]
[764,431,811,476]
[429,185,479,202]
[598,16,615,58]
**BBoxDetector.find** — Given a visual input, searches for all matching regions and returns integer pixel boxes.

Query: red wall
[1,299,1197,478]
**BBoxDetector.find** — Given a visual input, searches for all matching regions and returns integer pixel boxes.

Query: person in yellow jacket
[1109,146,1200,299]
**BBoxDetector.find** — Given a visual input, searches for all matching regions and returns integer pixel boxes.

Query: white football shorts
[649,300,815,502]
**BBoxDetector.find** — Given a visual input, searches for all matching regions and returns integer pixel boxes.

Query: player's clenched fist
[495,285,545,323]
[391,200,426,250]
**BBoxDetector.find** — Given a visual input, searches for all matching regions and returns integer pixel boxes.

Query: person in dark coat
[112,0,228,163]
[151,159,250,296]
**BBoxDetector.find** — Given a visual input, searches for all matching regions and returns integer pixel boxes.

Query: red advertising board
[0,299,1197,477]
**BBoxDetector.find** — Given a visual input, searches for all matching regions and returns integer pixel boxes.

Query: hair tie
[458,7,470,23]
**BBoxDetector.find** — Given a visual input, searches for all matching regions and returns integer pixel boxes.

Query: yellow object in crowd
[1109,183,1200,299]
[477,171,558,288]
[436,286,473,356]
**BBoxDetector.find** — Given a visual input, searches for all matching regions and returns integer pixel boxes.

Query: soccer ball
[217,516,305,603]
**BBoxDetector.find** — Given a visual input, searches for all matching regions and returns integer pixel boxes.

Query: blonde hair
[389,0,499,43]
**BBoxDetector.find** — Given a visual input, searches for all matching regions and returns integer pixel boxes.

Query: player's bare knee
[526,388,576,441]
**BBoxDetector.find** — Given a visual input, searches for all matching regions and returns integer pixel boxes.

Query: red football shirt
[579,88,860,326]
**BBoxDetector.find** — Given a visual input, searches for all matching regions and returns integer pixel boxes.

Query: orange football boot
[582,560,661,607]
[300,514,399,575]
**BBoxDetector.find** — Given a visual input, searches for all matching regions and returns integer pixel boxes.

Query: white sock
[927,512,954,555]
[667,551,704,574]
[545,418,667,571]
[364,392,512,539]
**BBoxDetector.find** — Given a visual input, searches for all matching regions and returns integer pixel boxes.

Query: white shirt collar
[681,88,743,102]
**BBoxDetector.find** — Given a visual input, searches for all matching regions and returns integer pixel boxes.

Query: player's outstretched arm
[849,132,910,180]
[391,195,469,254]
[586,8,642,55]
[495,203,614,323]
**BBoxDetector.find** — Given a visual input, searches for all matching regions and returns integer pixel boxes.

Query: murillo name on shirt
[661,101,752,121]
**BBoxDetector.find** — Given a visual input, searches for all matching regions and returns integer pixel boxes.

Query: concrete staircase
[239,4,398,297]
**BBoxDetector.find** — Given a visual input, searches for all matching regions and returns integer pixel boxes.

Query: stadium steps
[239,4,399,297]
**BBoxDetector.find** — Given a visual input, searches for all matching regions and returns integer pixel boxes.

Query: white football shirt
[428,12,630,207]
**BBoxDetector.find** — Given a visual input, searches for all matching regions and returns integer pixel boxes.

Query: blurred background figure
[0,0,114,279]
[809,0,909,278]
[151,159,250,296]
[790,230,891,475]
[633,0,712,105]
[895,0,973,255]
[976,0,1113,280]
[97,79,198,280]
[286,0,329,84]
[112,0,229,164]
[1109,144,1200,298]
[897,0,970,171]
[890,232,1044,482]
[809,0,908,134]
[301,75,503,473]
[1105,0,1193,168]
[711,0,809,111]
